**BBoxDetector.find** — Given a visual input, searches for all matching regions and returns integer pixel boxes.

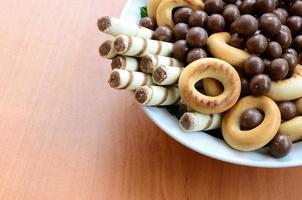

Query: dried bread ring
[222,96,281,151]
[278,116,302,142]
[147,0,162,20]
[179,58,241,114]
[207,32,251,68]
[156,0,204,28]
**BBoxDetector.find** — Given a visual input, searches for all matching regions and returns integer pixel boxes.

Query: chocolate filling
[97,16,111,32]
[180,114,195,130]
[114,36,127,53]
[108,71,120,88]
[135,87,148,103]
[99,40,112,56]
[140,55,154,72]
[111,56,124,69]
[153,67,167,83]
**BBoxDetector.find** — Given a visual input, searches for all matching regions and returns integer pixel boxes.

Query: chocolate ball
[173,7,193,24]
[154,26,173,42]
[173,23,189,40]
[269,134,292,158]
[186,27,208,47]
[259,13,281,36]
[240,77,250,96]
[225,0,237,3]
[286,16,302,36]
[235,0,243,6]
[139,17,157,30]
[293,35,302,51]
[187,48,208,63]
[240,108,264,130]
[286,48,298,57]
[275,25,292,49]
[249,74,271,96]
[269,58,289,80]
[204,0,224,14]
[233,15,258,37]
[255,0,276,14]
[243,56,265,77]
[172,40,189,61]
[223,4,241,24]
[290,0,302,17]
[265,41,282,59]
[189,10,208,27]
[278,101,297,120]
[282,53,298,75]
[239,0,256,14]
[229,33,246,49]
[246,34,268,54]
[263,59,271,73]
[273,8,288,24]
[207,14,226,32]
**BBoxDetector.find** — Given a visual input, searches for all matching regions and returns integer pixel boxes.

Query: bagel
[179,58,241,114]
[156,0,204,28]
[278,116,302,142]
[207,32,251,68]
[147,0,162,20]
[222,96,281,151]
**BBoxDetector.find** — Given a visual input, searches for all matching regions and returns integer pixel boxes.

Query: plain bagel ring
[278,116,302,143]
[222,96,281,151]
[207,32,251,68]
[178,58,241,114]
[147,0,161,20]
[156,0,204,28]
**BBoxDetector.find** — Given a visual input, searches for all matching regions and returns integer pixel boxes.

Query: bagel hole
[194,80,205,94]
[194,79,224,97]
[240,108,265,131]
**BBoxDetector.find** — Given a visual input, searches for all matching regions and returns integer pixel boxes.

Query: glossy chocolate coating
[290,0,302,17]
[154,26,173,42]
[223,4,241,24]
[255,0,276,13]
[233,14,258,36]
[207,14,226,32]
[286,48,298,57]
[204,0,224,14]
[186,27,208,47]
[243,56,265,77]
[286,16,302,36]
[187,48,208,63]
[269,134,292,158]
[278,101,297,120]
[172,40,189,61]
[293,35,302,51]
[229,33,246,49]
[282,53,298,75]
[239,0,256,14]
[240,76,250,96]
[240,108,264,130]
[249,74,271,96]
[173,7,193,24]
[265,41,282,59]
[139,17,157,30]
[259,13,281,36]
[246,34,268,54]
[189,10,208,27]
[275,25,292,49]
[273,8,288,24]
[269,58,289,80]
[173,23,189,40]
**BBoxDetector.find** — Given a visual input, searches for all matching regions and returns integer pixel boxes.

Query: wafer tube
[135,86,181,106]
[295,98,302,115]
[140,54,185,73]
[113,35,173,57]
[99,40,117,59]
[152,65,183,85]
[111,56,139,71]
[97,16,154,39]
[108,69,152,90]
[180,112,222,132]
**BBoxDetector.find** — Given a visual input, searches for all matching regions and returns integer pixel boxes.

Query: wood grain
[0,0,302,199]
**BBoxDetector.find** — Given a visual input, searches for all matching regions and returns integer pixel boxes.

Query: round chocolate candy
[172,40,189,61]
[173,23,189,40]
[282,53,298,75]
[207,14,226,32]
[249,74,271,96]
[263,58,271,73]
[233,15,258,37]
[286,16,302,36]
[154,26,174,42]
[239,0,256,14]
[293,35,302,51]
[265,41,282,59]
[229,33,246,49]
[139,17,157,30]
[273,8,288,24]
[235,0,242,7]
[225,0,237,3]
[278,101,297,120]
[186,27,208,47]
[246,34,268,54]
[275,25,292,49]
[223,4,241,24]
[286,48,298,57]
[187,48,208,63]
[255,0,276,14]
[204,0,224,14]
[269,58,289,80]
[269,134,292,158]
[173,7,193,24]
[240,108,264,130]
[240,76,250,96]
[259,13,281,36]
[189,10,208,27]
[243,56,265,77]
[290,0,302,17]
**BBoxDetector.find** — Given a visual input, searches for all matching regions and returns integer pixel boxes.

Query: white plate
[120,0,302,168]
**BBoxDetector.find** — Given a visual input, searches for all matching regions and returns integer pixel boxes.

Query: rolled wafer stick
[140,54,184,73]
[113,35,173,57]
[135,86,181,106]
[97,16,154,39]
[203,78,223,97]
[152,65,183,85]
[99,40,117,59]
[296,98,302,115]
[180,112,222,132]
[278,116,302,142]
[111,56,139,71]
[108,69,152,90]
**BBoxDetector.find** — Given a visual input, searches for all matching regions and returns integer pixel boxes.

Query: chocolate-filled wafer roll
[111,56,139,71]
[296,98,302,115]
[97,16,154,39]
[180,112,222,132]
[135,86,181,106]
[108,69,152,90]
[113,35,173,57]
[140,54,184,73]
[152,65,183,85]
[99,40,117,59]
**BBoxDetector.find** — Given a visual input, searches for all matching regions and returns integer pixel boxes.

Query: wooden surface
[1,0,302,199]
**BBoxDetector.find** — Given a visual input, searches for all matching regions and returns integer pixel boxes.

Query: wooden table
[1,0,302,199]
